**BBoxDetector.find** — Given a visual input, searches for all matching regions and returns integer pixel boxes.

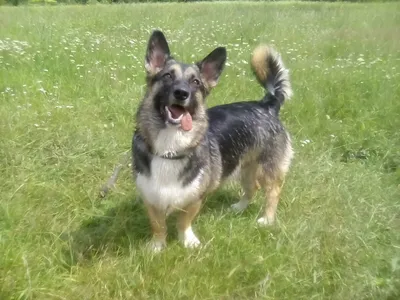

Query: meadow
[1,1,400,299]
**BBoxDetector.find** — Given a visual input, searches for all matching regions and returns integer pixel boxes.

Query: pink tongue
[169,105,185,119]
[180,112,192,131]
[168,105,192,131]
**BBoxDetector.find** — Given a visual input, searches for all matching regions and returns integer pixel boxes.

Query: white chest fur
[136,156,203,215]
[152,125,193,156]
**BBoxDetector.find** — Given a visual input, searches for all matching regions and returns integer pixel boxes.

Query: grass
[1,1,400,299]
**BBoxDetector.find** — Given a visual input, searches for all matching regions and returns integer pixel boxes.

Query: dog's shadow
[62,187,241,267]
[62,197,148,266]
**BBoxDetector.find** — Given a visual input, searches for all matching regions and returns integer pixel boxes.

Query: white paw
[179,227,201,248]
[257,216,275,226]
[148,239,165,253]
[184,235,201,248]
[231,199,249,212]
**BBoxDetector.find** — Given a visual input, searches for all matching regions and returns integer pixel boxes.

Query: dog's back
[206,45,294,226]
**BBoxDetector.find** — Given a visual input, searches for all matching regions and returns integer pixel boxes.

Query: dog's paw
[148,239,166,253]
[231,200,249,212]
[184,235,201,249]
[257,216,275,226]
[179,227,201,249]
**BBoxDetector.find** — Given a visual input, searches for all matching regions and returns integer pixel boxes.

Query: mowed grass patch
[1,2,399,299]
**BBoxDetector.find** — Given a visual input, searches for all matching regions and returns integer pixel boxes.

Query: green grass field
[1,1,400,299]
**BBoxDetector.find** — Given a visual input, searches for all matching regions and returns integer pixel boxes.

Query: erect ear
[197,47,227,88]
[145,30,171,75]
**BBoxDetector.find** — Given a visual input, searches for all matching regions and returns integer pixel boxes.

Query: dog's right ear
[145,30,170,76]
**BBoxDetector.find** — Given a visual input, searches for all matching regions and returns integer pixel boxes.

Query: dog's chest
[136,157,203,214]
[153,126,193,155]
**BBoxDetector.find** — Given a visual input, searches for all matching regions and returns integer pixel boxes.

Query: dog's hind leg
[144,202,167,252]
[231,163,259,212]
[257,138,293,225]
[257,176,283,226]
[177,200,202,248]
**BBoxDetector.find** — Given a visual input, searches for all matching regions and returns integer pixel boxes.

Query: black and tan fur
[132,30,293,251]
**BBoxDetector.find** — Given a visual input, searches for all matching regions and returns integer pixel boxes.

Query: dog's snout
[173,88,190,101]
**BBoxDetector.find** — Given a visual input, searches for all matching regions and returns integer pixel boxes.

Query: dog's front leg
[177,200,202,248]
[144,202,167,252]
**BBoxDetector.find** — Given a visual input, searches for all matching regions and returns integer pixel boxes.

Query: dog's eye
[192,79,200,86]
[163,73,172,79]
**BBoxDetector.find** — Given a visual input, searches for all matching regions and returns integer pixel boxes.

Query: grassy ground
[1,1,400,299]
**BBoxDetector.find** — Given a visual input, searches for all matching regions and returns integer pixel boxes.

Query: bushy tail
[251,45,293,112]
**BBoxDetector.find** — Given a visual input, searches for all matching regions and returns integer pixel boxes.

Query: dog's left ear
[145,30,171,75]
[197,47,227,88]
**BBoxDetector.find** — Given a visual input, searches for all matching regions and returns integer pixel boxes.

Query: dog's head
[138,30,226,146]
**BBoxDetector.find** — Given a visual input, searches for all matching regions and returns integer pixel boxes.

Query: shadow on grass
[61,196,148,267]
[61,186,241,267]
[203,185,241,211]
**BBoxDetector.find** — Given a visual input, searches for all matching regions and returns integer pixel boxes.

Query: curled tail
[251,45,293,113]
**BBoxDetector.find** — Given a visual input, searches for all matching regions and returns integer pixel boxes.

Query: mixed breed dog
[105,30,294,252]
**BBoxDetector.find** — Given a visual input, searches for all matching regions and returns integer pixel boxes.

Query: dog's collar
[157,151,189,160]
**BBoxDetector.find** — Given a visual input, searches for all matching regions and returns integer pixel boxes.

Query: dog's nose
[173,88,190,101]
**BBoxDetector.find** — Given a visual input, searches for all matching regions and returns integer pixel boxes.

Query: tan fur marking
[169,63,183,79]
[263,179,282,224]
[255,170,285,225]
[177,200,202,233]
[177,200,203,248]
[240,163,259,202]
[251,44,270,84]
[194,90,205,107]
[144,201,167,247]
[183,66,198,79]
[255,180,261,190]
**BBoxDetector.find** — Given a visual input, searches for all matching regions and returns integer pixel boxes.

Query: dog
[132,30,293,251]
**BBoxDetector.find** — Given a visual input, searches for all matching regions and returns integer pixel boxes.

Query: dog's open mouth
[164,105,193,131]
